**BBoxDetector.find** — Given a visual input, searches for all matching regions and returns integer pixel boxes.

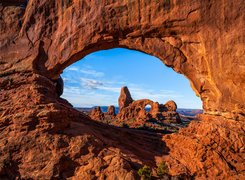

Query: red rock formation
[90,106,104,121]
[117,88,181,124]
[89,87,181,124]
[164,100,177,111]
[90,105,117,122]
[106,105,116,116]
[161,115,245,179]
[105,105,116,119]
[0,0,244,179]
[118,86,133,112]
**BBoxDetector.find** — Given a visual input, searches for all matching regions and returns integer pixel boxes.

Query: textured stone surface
[105,105,116,119]
[164,100,177,111]
[117,87,181,123]
[90,87,181,124]
[118,86,133,112]
[1,0,244,118]
[162,115,245,179]
[90,106,104,121]
[0,0,245,179]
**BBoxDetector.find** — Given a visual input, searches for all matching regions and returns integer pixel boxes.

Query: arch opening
[145,105,152,113]
[49,36,206,114]
[60,48,202,131]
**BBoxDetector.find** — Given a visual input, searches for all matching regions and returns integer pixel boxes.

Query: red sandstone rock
[106,105,116,117]
[1,0,244,119]
[117,88,181,124]
[89,87,181,124]
[0,0,244,179]
[118,86,133,112]
[161,115,245,179]
[165,100,177,111]
[90,106,104,121]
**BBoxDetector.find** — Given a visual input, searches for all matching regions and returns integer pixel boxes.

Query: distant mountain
[75,106,203,117]
[177,108,203,117]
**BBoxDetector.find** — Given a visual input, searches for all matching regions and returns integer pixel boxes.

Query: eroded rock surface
[105,105,116,120]
[90,106,104,121]
[118,86,133,112]
[0,0,244,179]
[162,115,245,179]
[117,87,181,124]
[89,87,181,125]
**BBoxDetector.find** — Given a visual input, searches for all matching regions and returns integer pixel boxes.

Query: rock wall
[0,0,244,179]
[1,0,244,118]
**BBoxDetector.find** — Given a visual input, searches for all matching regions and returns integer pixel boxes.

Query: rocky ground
[0,73,244,179]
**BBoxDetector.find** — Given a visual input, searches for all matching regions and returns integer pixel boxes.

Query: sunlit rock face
[89,86,181,124]
[118,86,133,112]
[117,87,181,123]
[90,106,105,121]
[1,0,244,118]
[0,0,244,179]
[106,105,116,117]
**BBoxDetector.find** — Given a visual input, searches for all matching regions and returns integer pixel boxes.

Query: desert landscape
[0,0,244,179]
[86,86,193,132]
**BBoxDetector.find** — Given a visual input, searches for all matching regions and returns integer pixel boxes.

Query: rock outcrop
[90,105,117,122]
[90,87,181,125]
[164,100,177,111]
[90,106,104,121]
[105,105,116,118]
[0,0,244,179]
[117,87,181,124]
[118,86,133,112]
[162,115,245,179]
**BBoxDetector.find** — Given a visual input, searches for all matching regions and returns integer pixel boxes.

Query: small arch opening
[145,105,151,113]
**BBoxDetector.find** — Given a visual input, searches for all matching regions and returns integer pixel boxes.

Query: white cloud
[131,89,182,100]
[62,66,191,108]
[65,66,104,78]
[80,69,104,77]
[99,86,121,93]
[80,78,104,89]
[62,86,118,107]
[62,77,183,107]
[66,66,79,71]
[62,77,79,84]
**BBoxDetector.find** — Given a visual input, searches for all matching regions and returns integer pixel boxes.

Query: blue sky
[61,48,202,109]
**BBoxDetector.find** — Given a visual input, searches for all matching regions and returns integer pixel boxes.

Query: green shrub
[138,165,152,179]
[157,161,169,177]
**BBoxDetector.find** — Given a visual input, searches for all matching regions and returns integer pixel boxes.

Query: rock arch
[1,0,244,120]
[0,0,244,179]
